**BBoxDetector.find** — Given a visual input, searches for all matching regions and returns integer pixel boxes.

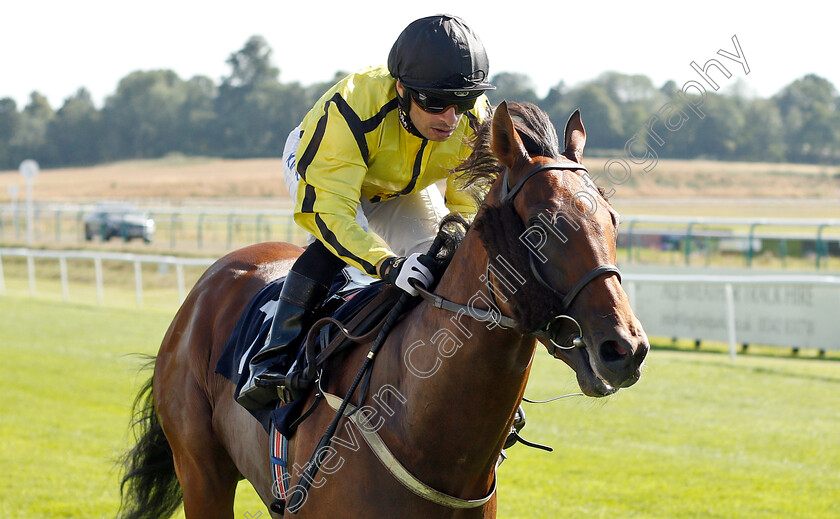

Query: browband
[499,161,588,204]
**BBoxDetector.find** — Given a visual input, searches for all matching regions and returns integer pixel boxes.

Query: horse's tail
[117,357,183,519]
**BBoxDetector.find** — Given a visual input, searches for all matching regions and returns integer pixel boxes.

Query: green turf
[0,296,264,518]
[1,295,838,518]
[507,348,840,518]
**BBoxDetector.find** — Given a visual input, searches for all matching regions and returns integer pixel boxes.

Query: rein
[286,291,413,514]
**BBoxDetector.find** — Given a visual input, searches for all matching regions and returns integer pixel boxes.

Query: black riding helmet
[388,14,495,92]
[389,15,494,136]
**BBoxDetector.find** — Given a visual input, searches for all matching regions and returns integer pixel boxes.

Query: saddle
[281,278,405,403]
[215,268,406,433]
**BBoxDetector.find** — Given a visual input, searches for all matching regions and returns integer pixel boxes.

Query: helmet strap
[396,88,425,139]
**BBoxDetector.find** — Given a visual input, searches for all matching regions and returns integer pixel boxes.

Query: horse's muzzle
[546,328,649,397]
[594,332,649,390]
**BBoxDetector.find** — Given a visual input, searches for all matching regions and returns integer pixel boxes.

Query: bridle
[497,161,622,350]
[419,160,622,353]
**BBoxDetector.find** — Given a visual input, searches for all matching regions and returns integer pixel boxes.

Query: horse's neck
[390,230,536,477]
[427,229,536,396]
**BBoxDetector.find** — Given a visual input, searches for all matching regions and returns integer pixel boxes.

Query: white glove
[380,253,436,296]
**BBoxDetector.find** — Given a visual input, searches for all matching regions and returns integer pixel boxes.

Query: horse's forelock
[455,102,562,203]
[509,104,561,160]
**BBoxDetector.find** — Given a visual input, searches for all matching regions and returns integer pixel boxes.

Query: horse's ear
[491,101,529,169]
[562,109,586,163]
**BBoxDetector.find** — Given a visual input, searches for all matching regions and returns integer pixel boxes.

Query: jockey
[237,14,495,410]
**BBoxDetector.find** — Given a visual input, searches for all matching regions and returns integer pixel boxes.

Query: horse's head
[470,101,649,397]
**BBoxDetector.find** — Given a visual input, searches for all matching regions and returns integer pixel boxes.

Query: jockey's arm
[293,101,394,277]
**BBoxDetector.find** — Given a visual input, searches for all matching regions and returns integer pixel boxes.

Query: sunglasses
[405,87,482,114]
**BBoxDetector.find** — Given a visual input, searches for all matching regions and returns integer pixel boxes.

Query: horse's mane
[431,102,572,334]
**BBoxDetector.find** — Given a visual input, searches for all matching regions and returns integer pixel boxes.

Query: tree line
[1,36,838,171]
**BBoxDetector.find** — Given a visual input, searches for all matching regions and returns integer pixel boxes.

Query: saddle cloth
[214,267,391,433]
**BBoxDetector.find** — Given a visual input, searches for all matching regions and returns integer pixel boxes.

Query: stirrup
[256,369,314,405]
[503,405,527,449]
[254,372,287,387]
[237,380,282,411]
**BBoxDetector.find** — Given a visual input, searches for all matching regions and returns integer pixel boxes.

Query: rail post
[816,224,828,270]
[176,262,186,302]
[227,213,235,250]
[685,221,696,266]
[94,257,104,304]
[704,236,712,266]
[170,213,179,249]
[59,255,69,301]
[746,223,760,267]
[13,204,21,238]
[134,261,143,307]
[780,238,787,269]
[626,220,636,264]
[725,283,737,361]
[27,253,36,296]
[197,212,205,249]
[77,210,85,242]
[34,207,42,241]
[54,209,62,243]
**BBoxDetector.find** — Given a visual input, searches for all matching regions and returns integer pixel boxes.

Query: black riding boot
[237,271,330,411]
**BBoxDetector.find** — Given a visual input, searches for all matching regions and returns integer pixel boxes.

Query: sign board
[19,159,39,179]
[624,266,840,350]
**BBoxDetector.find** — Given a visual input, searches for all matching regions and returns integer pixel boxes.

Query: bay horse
[117,101,649,519]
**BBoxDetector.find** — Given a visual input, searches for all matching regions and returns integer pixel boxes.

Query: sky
[2,1,836,110]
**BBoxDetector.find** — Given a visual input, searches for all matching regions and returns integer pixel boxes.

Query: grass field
[1,294,838,518]
[0,296,265,519]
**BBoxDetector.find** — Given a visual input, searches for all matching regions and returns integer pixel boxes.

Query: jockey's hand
[379,253,436,296]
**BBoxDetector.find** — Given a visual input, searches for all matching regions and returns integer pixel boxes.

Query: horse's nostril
[635,341,650,367]
[600,340,628,363]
